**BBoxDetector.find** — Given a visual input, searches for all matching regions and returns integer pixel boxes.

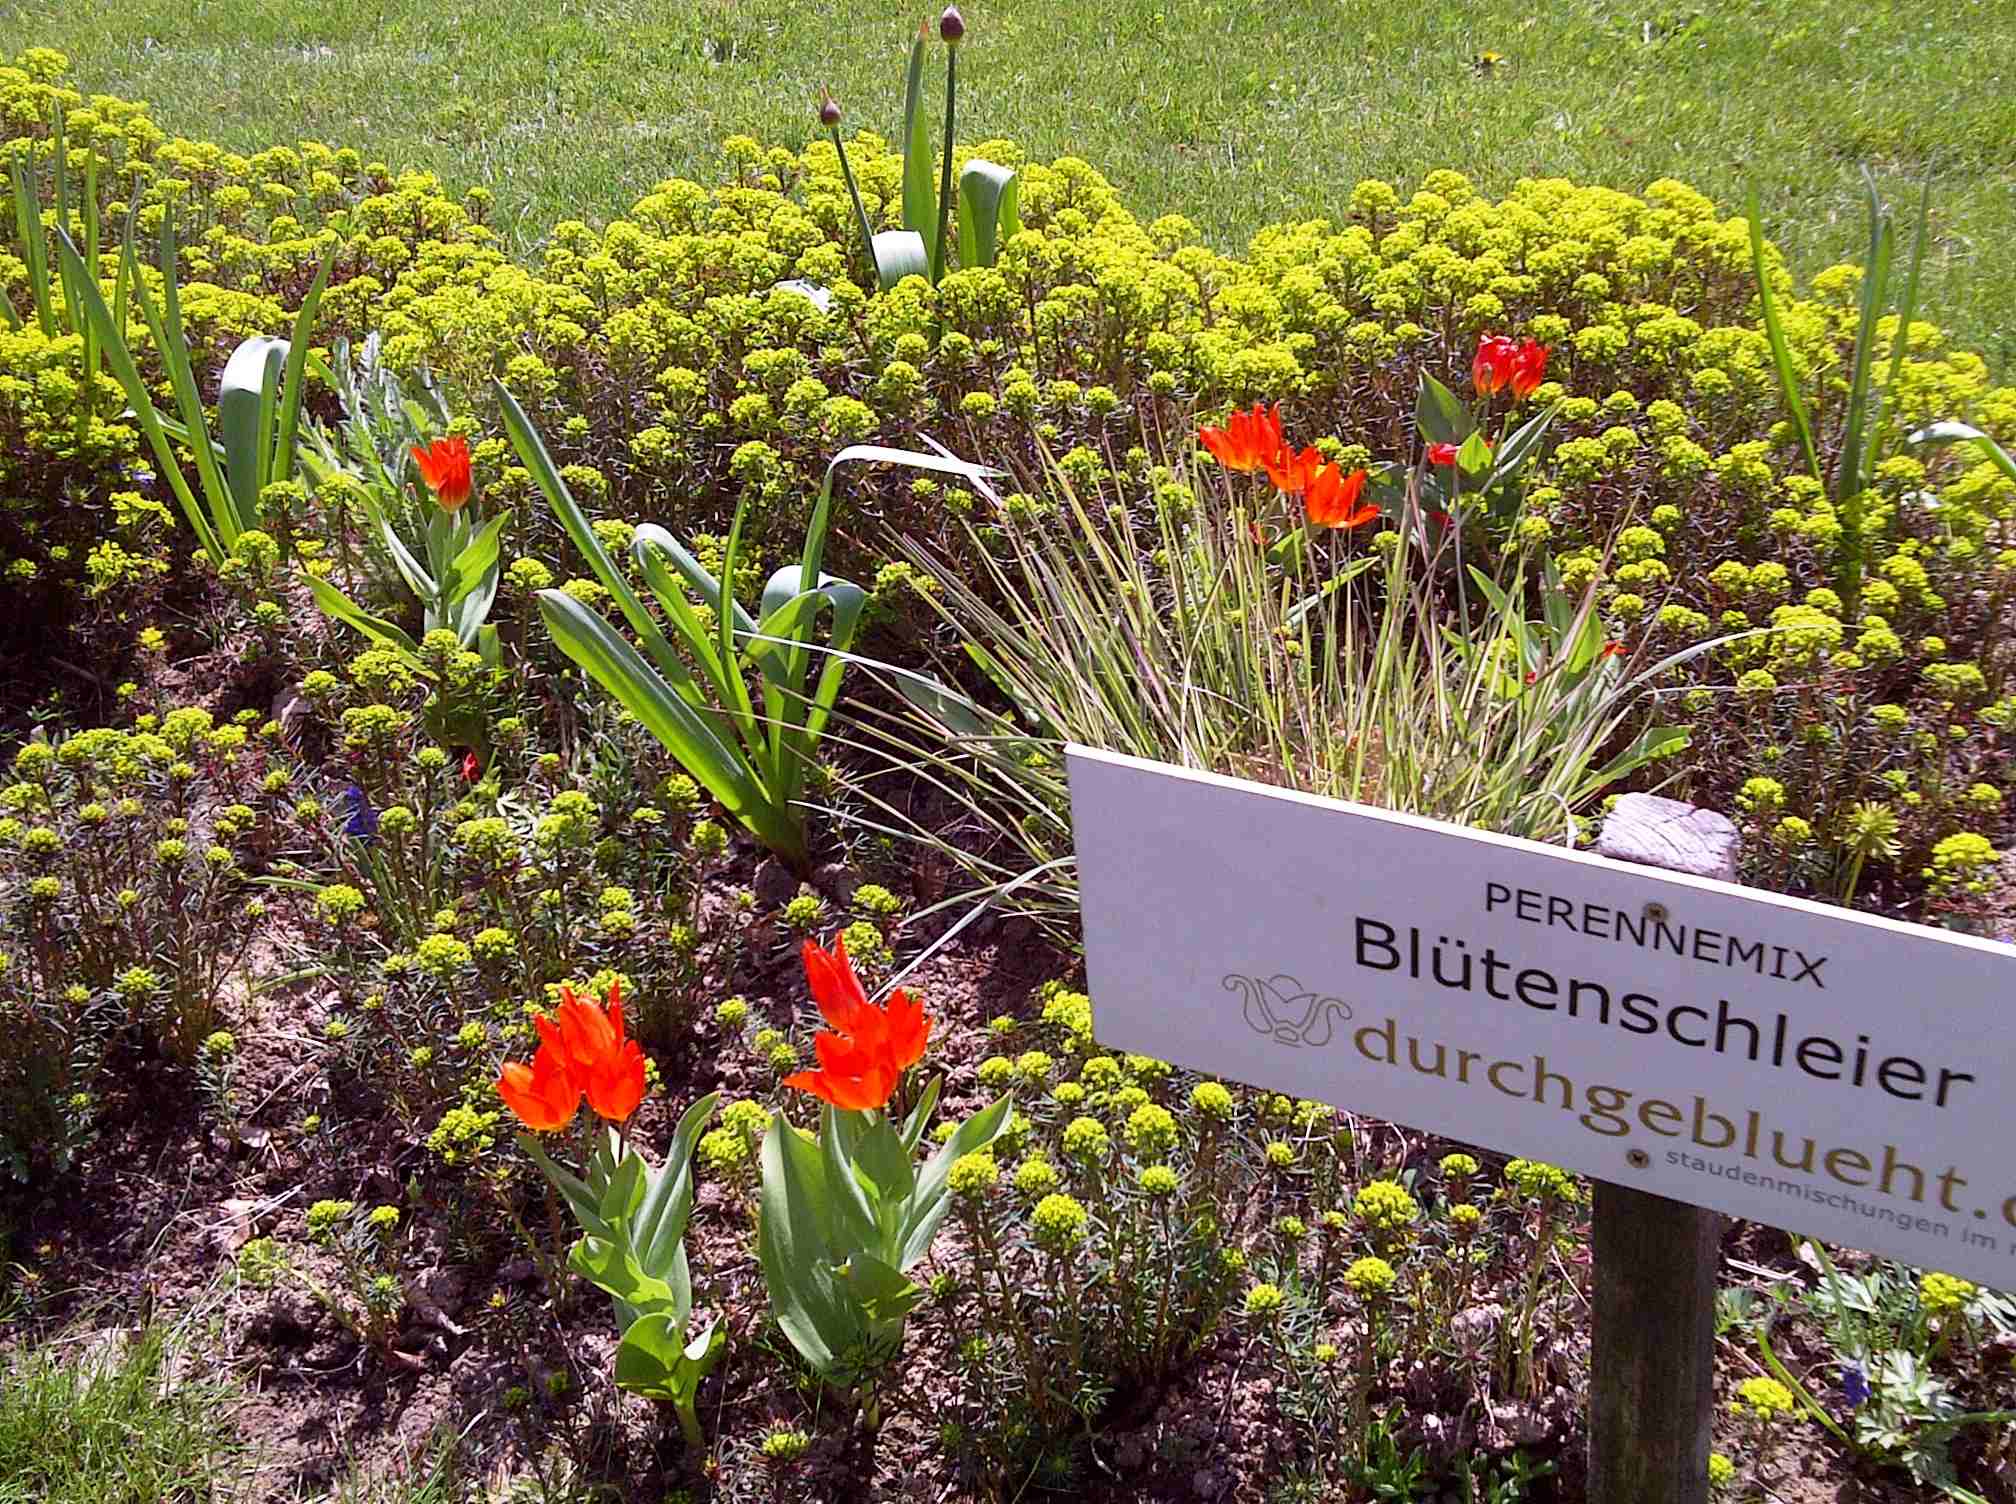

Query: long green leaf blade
[1746,184,1821,486]
[495,379,700,695]
[147,216,240,550]
[53,227,224,562]
[537,589,803,861]
[274,245,333,487]
[900,23,935,240]
[1836,173,1893,506]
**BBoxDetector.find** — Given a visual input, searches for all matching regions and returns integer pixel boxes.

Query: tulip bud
[939,5,965,42]
[818,90,842,128]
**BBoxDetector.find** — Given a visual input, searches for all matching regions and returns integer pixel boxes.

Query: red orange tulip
[1303,464,1376,530]
[497,1046,581,1132]
[1472,334,1550,401]
[1198,403,1287,474]
[1472,334,1517,397]
[1508,339,1550,399]
[1264,443,1325,496]
[411,436,474,512]
[496,978,647,1129]
[784,935,931,1113]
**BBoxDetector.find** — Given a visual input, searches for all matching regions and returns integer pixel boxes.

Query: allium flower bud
[818,90,841,128]
[939,5,965,42]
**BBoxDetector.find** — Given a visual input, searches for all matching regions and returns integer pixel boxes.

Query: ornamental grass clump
[839,395,1694,928]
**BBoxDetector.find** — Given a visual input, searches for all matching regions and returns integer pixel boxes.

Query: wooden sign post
[1588,795,1738,1504]
[1064,746,2016,1492]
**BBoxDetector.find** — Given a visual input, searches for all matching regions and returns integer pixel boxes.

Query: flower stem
[930,44,957,284]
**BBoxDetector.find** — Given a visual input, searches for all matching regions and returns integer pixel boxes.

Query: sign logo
[1224,973,1354,1048]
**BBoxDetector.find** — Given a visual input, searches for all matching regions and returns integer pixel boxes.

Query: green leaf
[751,571,868,765]
[497,380,693,689]
[517,1131,607,1235]
[1486,402,1558,488]
[900,23,935,240]
[632,523,758,639]
[631,527,762,766]
[870,229,930,292]
[1582,724,1691,794]
[897,1095,1011,1269]
[143,217,239,551]
[957,160,1019,270]
[1454,430,1494,476]
[570,1233,678,1316]
[818,1105,886,1256]
[536,588,804,863]
[10,153,54,338]
[219,336,289,534]
[899,1077,943,1156]
[808,442,1002,589]
[758,1111,862,1375]
[53,227,225,563]
[305,575,424,663]
[1415,370,1471,446]
[851,1112,919,1247]
[613,1311,724,1405]
[1836,170,1895,511]
[629,1092,718,1315]
[1746,185,1821,487]
[893,672,995,740]
[844,1250,924,1330]
[443,510,507,605]
[598,1149,647,1225]
[1906,420,2016,488]
[273,245,333,488]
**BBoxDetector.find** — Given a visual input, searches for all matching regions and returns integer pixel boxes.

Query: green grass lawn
[7,0,2015,364]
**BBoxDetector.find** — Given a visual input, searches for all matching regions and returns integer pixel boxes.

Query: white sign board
[1067,745,2016,1287]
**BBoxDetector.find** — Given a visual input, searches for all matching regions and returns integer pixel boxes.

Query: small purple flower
[1840,1362,1870,1409]
[343,785,378,842]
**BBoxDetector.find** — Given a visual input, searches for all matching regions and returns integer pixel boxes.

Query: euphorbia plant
[497,980,723,1451]
[758,935,1009,1419]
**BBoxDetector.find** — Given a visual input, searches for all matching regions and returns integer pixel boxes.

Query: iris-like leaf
[305,576,423,664]
[957,160,1020,270]
[536,587,804,864]
[55,226,225,562]
[1746,185,1821,487]
[870,228,930,291]
[900,24,935,241]
[219,336,289,535]
[1908,419,2016,483]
